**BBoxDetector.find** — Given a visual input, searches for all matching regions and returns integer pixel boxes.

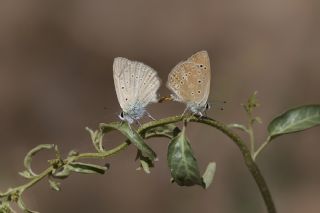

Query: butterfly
[166,50,211,116]
[113,57,161,124]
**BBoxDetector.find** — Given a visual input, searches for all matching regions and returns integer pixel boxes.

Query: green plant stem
[192,117,276,213]
[0,167,54,199]
[248,123,255,156]
[1,115,276,213]
[139,115,276,213]
[74,142,129,160]
[0,143,130,199]
[246,110,256,157]
[253,136,271,161]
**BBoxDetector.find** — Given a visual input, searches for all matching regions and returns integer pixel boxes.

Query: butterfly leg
[203,110,209,118]
[181,107,189,118]
[192,111,206,119]
[203,112,207,117]
[146,112,156,121]
[200,113,207,119]
[135,119,142,127]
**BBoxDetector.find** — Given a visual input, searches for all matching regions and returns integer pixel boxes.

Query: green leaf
[268,105,320,139]
[139,124,181,174]
[52,166,71,179]
[24,144,55,177]
[0,202,16,213]
[142,124,181,139]
[86,127,104,152]
[227,123,249,133]
[17,198,38,213]
[167,126,203,187]
[243,91,259,113]
[18,170,33,179]
[253,116,263,124]
[48,179,61,191]
[100,122,156,161]
[134,150,155,174]
[68,150,79,157]
[68,162,108,174]
[138,158,152,174]
[202,162,216,189]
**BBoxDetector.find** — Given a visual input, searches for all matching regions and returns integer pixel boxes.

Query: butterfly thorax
[187,102,208,116]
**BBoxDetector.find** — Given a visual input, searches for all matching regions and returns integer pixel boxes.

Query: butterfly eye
[120,112,124,118]
[205,103,210,110]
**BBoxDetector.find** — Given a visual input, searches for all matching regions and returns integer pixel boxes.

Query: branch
[0,115,276,213]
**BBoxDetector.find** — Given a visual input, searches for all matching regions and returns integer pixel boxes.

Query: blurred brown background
[1,0,320,212]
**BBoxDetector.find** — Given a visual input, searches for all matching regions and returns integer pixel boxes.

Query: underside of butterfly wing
[113,57,160,123]
[167,50,211,114]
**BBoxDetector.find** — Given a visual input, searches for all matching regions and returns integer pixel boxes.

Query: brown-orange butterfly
[166,50,211,116]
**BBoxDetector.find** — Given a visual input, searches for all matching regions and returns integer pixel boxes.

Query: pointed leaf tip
[268,105,320,139]
[100,122,156,161]
[17,198,39,213]
[167,127,203,187]
[24,144,55,177]
[49,179,61,191]
[68,162,108,174]
[202,162,216,189]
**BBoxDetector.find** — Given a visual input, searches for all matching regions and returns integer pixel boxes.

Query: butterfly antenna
[208,99,227,111]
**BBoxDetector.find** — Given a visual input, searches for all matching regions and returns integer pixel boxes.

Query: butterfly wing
[135,63,161,107]
[113,57,135,112]
[113,57,160,113]
[167,51,211,108]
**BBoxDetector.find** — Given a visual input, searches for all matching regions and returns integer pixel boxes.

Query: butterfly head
[188,102,210,116]
[118,111,134,124]
[118,105,146,124]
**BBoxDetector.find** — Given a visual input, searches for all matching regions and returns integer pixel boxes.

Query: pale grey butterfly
[113,57,161,124]
[166,50,211,116]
